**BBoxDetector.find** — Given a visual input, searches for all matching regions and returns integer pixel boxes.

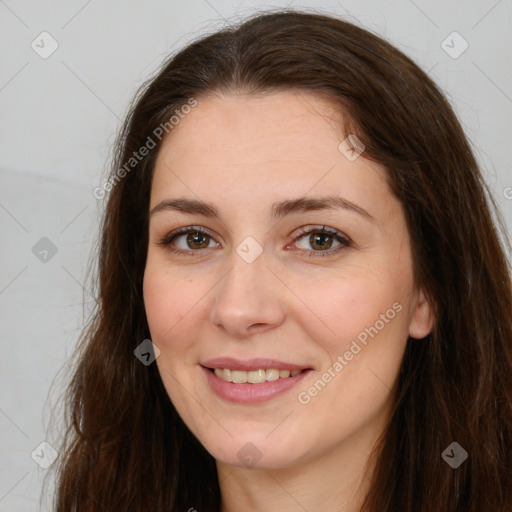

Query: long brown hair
[52,9,512,511]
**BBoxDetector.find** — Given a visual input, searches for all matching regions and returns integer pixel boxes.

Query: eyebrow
[150,195,374,222]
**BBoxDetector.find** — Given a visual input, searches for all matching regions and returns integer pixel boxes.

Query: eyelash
[157,225,351,258]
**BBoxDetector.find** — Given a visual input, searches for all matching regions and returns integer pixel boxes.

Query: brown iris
[309,232,333,251]
[186,231,210,249]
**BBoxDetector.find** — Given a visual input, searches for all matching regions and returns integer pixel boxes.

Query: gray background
[1,0,511,510]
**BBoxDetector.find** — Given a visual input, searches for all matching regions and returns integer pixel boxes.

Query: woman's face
[143,90,433,469]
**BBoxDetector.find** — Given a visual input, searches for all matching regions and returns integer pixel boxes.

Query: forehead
[150,90,391,215]
[156,90,346,164]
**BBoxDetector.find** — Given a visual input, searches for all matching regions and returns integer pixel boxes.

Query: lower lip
[202,366,312,404]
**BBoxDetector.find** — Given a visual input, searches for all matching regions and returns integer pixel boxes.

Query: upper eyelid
[167,225,219,239]
[294,225,347,238]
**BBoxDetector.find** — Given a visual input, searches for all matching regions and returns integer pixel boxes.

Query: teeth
[266,369,280,381]
[213,368,304,383]
[248,369,266,383]
[232,370,248,383]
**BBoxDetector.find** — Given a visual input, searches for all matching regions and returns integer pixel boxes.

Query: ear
[408,288,435,339]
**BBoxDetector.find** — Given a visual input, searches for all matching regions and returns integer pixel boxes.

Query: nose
[209,247,286,339]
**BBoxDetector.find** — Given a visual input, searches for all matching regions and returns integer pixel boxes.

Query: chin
[202,432,308,470]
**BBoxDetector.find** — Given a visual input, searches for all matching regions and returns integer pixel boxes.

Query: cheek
[303,274,405,347]
[143,269,174,340]
[293,276,409,423]
[143,265,206,352]
[294,267,412,404]
[143,266,208,409]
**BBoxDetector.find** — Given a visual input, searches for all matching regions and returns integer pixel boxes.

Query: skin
[143,90,434,512]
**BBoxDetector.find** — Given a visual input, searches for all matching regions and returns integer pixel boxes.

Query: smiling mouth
[208,368,305,383]
[201,363,313,403]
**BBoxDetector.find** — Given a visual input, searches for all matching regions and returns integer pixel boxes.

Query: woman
[53,9,512,511]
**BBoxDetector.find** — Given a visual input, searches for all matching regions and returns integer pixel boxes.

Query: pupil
[187,232,209,249]
[311,233,332,250]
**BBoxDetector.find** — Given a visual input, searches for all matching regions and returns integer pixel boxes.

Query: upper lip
[201,357,312,372]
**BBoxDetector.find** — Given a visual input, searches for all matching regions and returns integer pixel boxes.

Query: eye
[157,226,220,254]
[291,225,351,256]
[157,225,351,258]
